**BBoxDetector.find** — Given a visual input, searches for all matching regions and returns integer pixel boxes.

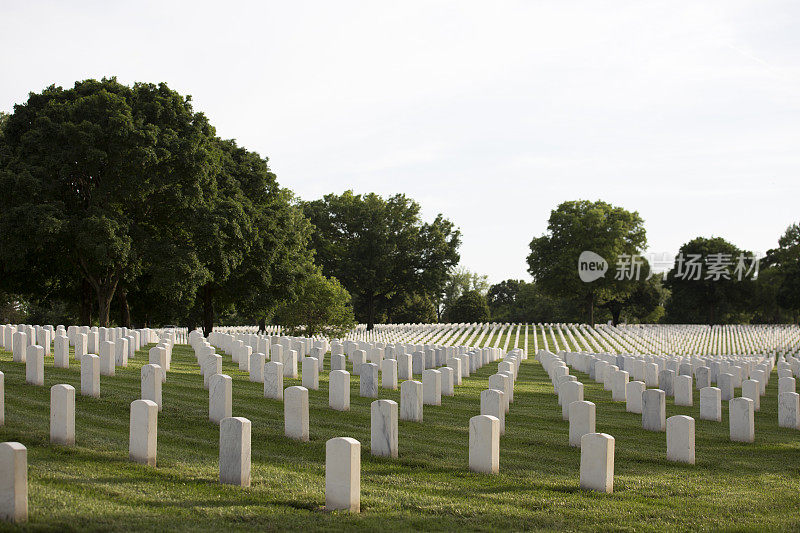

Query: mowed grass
[1,330,799,531]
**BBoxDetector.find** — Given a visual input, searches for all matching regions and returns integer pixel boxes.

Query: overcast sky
[2,1,798,283]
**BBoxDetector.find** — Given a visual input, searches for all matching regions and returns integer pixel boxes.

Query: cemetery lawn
[1,334,800,532]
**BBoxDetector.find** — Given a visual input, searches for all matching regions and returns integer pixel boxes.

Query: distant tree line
[1,80,797,330]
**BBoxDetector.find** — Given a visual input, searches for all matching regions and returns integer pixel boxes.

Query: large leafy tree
[663,237,755,324]
[527,200,647,326]
[0,78,313,333]
[487,279,524,322]
[273,269,355,338]
[0,78,214,326]
[447,290,490,323]
[303,191,461,329]
[187,139,314,335]
[439,267,489,320]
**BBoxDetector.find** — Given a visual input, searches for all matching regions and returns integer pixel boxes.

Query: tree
[391,293,438,323]
[601,272,663,325]
[439,267,489,320]
[447,290,490,323]
[0,78,216,326]
[187,138,315,336]
[303,191,460,330]
[663,237,755,324]
[527,200,647,326]
[487,279,524,322]
[273,270,355,338]
[762,223,800,322]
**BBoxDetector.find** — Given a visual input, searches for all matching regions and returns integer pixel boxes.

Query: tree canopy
[447,289,490,323]
[273,269,355,338]
[527,200,647,325]
[0,78,312,332]
[663,236,755,324]
[302,190,461,329]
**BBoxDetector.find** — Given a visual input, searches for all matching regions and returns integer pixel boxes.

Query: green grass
[1,333,799,531]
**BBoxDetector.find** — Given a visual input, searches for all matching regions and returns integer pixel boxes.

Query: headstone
[561,381,583,421]
[352,350,366,376]
[422,369,441,406]
[264,361,284,400]
[696,366,711,389]
[440,366,455,397]
[302,357,319,391]
[81,354,100,398]
[666,415,695,464]
[325,437,360,512]
[203,355,222,389]
[249,352,265,383]
[658,369,675,397]
[0,372,3,427]
[645,362,659,388]
[412,351,425,375]
[284,386,309,441]
[778,392,800,429]
[718,373,734,401]
[699,387,722,422]
[329,370,350,411]
[729,397,754,443]
[371,399,398,457]
[360,363,379,398]
[129,399,158,466]
[99,341,115,377]
[115,338,129,368]
[148,346,167,383]
[580,433,614,493]
[381,359,397,390]
[480,389,505,435]
[447,357,462,386]
[569,400,596,448]
[331,353,346,371]
[74,333,87,360]
[400,380,423,422]
[12,332,27,363]
[219,417,251,487]
[25,345,44,386]
[54,336,69,369]
[626,381,645,414]
[642,389,666,432]
[674,375,693,406]
[778,376,796,396]
[0,442,27,522]
[742,379,760,411]
[397,353,412,381]
[284,350,298,378]
[751,369,767,394]
[611,370,628,402]
[141,364,163,411]
[50,384,75,445]
[469,414,499,474]
[209,374,232,424]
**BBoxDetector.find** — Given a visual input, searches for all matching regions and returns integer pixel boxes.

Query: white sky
[2,1,799,283]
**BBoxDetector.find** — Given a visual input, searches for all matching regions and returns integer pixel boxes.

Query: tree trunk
[367,294,375,331]
[611,306,621,326]
[79,278,92,325]
[118,287,131,328]
[202,284,214,337]
[586,292,595,327]
[96,287,113,327]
